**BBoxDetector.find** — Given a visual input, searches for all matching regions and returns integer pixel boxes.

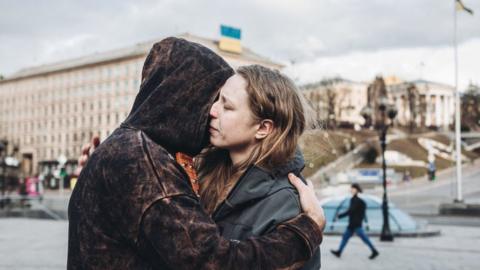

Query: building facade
[0,33,282,176]
[387,79,455,130]
[302,78,368,127]
[302,77,455,130]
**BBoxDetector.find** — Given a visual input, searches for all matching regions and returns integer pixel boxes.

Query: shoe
[330,249,341,258]
[369,250,379,260]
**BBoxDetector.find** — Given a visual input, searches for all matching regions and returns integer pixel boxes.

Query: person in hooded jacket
[67,37,325,270]
[197,65,321,269]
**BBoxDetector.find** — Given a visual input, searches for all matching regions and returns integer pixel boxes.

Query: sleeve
[337,208,350,219]
[338,198,356,219]
[251,188,302,236]
[250,188,321,270]
[137,194,323,270]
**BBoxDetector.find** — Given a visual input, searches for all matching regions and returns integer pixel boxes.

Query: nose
[210,101,219,118]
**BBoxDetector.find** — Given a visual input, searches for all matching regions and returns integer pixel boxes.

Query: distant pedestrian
[402,171,411,182]
[330,183,379,259]
[428,161,436,181]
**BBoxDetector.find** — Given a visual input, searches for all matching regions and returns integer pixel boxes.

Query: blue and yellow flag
[219,25,242,54]
[456,0,474,15]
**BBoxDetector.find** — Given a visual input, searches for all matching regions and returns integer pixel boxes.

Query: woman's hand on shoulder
[288,173,326,231]
[74,135,100,175]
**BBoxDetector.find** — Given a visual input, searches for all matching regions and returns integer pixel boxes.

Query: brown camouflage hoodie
[67,37,322,270]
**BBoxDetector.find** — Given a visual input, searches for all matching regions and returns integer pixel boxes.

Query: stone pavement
[0,218,67,270]
[321,225,480,270]
[1,218,479,270]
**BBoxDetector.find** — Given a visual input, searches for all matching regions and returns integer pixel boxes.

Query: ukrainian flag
[456,0,474,15]
[219,25,242,54]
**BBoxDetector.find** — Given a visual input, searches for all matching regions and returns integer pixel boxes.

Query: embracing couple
[67,37,326,270]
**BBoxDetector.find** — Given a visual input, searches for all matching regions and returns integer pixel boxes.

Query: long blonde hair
[197,65,306,214]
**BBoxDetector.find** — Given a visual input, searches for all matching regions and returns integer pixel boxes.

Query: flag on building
[456,0,474,15]
[219,25,242,54]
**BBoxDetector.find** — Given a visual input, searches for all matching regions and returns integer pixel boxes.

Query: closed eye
[221,94,235,110]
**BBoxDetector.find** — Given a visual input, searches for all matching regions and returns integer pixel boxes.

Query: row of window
[0,95,136,122]
[0,60,144,93]
[0,78,140,109]
[8,127,118,161]
[3,111,129,138]
[0,58,148,162]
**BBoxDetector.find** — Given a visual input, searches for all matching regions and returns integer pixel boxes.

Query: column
[443,95,449,129]
[435,93,442,127]
[425,94,431,126]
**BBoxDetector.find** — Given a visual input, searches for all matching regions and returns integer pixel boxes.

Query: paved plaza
[1,218,479,270]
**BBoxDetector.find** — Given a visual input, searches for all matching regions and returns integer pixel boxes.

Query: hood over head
[122,37,234,156]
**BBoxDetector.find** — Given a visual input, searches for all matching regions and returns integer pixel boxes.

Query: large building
[0,33,283,176]
[302,77,455,130]
[387,79,455,129]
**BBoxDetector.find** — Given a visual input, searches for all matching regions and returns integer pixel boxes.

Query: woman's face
[209,74,259,153]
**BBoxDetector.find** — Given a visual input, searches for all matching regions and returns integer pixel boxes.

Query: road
[378,162,480,215]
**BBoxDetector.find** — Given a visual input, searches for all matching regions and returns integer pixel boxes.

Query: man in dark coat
[67,37,324,270]
[330,183,379,259]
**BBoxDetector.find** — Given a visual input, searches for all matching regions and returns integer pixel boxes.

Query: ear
[255,119,274,140]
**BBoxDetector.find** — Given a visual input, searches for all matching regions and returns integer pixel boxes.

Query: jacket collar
[212,149,305,220]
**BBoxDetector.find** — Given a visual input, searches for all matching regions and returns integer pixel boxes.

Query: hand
[288,173,326,231]
[74,135,100,175]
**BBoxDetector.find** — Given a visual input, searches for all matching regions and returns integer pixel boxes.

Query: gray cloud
[1,0,479,76]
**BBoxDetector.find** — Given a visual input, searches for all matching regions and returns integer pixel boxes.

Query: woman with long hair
[198,65,321,269]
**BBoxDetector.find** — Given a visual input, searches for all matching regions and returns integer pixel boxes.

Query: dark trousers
[338,227,376,253]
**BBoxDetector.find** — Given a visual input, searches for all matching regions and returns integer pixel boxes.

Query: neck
[229,145,256,167]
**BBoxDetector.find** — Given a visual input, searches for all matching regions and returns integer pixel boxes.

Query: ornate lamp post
[378,97,397,241]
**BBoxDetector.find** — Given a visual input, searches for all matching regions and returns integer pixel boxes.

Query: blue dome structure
[321,194,421,236]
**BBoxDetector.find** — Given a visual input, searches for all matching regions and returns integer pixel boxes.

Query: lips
[209,126,218,134]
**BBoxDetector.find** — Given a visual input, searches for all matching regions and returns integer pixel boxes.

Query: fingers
[288,173,306,192]
[92,135,100,149]
[81,143,91,156]
[82,136,100,156]
[79,136,99,166]
[78,155,89,167]
[289,173,315,192]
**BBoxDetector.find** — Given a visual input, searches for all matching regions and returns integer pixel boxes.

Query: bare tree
[366,76,388,127]
[302,77,345,129]
[318,77,346,129]
[406,83,419,132]
[325,86,337,129]
[461,83,480,131]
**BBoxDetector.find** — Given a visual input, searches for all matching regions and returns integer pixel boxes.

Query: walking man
[330,183,379,259]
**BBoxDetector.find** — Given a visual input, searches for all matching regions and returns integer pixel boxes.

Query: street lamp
[378,98,397,242]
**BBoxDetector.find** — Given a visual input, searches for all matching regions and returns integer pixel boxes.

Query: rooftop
[388,79,454,89]
[2,33,283,83]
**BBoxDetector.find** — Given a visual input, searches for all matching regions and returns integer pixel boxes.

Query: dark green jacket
[213,150,321,270]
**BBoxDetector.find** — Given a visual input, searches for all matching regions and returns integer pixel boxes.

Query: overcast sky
[1,0,479,90]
